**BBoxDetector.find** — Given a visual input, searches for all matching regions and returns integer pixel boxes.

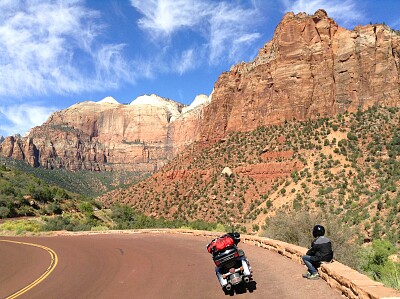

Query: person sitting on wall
[301,224,333,280]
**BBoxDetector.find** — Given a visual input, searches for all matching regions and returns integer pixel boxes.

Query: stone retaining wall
[98,228,400,299]
[239,234,400,299]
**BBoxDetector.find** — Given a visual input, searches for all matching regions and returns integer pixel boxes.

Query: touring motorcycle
[207,232,253,291]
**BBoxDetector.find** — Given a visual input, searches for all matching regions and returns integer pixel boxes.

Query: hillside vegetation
[100,106,400,244]
[0,164,89,218]
[0,158,149,197]
[0,163,224,233]
[1,107,399,289]
[98,106,400,289]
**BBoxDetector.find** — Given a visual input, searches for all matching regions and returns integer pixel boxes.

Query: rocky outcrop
[200,9,400,141]
[1,10,399,171]
[0,95,210,171]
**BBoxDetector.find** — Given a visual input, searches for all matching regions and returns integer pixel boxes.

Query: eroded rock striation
[0,94,210,171]
[200,9,400,141]
[1,10,399,171]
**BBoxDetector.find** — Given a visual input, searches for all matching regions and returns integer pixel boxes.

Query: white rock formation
[97,96,119,104]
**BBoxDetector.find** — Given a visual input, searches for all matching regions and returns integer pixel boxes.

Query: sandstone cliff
[200,9,400,141]
[0,94,210,171]
[1,10,399,171]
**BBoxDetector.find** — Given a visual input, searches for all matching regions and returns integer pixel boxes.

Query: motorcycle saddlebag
[212,246,239,266]
[207,235,235,254]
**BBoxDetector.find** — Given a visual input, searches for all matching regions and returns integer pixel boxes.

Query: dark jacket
[306,236,333,263]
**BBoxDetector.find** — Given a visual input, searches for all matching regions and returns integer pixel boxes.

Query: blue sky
[0,0,399,137]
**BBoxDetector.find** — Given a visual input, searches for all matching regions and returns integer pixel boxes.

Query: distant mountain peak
[98,96,119,105]
[183,94,211,114]
[130,94,175,106]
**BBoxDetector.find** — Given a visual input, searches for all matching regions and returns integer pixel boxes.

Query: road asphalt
[0,233,343,299]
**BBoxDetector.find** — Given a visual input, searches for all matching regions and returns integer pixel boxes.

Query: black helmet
[312,225,325,237]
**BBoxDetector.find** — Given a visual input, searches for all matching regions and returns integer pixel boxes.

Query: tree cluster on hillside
[98,106,400,290]
[0,164,109,231]
[103,106,399,244]
[0,164,78,218]
[1,106,399,290]
[2,158,149,197]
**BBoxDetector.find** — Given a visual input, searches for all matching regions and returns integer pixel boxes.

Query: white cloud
[130,0,262,67]
[0,0,134,98]
[281,0,364,28]
[208,2,261,64]
[94,44,132,86]
[0,104,57,136]
[175,49,196,75]
[131,0,207,37]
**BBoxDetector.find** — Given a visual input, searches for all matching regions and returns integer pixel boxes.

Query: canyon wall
[1,10,399,171]
[200,9,400,141]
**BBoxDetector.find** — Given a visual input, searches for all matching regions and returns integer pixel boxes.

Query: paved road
[0,233,342,299]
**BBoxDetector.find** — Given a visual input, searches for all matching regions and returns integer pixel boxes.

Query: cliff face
[0,95,209,171]
[1,10,399,171]
[200,9,400,141]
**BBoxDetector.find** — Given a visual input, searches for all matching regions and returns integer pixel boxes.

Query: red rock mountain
[0,94,209,171]
[1,10,399,171]
[201,9,400,141]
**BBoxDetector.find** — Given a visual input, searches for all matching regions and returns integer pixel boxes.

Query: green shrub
[380,261,400,290]
[0,206,10,218]
[262,210,361,269]
[360,240,397,278]
[0,219,42,234]
[110,204,136,229]
[91,225,109,231]
[41,216,71,231]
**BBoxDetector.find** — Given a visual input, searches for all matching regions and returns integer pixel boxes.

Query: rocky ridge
[96,10,400,238]
[0,94,210,171]
[201,9,400,141]
[0,9,399,174]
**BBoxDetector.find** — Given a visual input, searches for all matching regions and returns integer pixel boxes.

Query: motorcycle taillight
[234,252,239,257]
[215,260,221,266]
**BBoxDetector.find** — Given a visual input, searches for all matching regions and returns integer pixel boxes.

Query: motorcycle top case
[207,235,235,254]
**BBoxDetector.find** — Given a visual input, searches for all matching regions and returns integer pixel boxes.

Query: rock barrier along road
[0,233,342,299]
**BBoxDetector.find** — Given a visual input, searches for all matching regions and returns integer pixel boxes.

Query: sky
[0,0,399,137]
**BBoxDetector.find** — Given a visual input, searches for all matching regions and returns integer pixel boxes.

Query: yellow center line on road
[0,240,58,299]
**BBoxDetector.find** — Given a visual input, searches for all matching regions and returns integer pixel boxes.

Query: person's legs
[302,255,318,275]
[238,249,252,273]
[216,267,228,286]
[241,259,251,276]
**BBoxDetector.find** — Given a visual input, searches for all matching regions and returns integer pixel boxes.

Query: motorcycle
[207,233,253,291]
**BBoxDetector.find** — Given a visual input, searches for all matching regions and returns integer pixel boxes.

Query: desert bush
[79,202,94,217]
[0,219,42,234]
[262,210,361,269]
[30,187,53,203]
[41,213,94,231]
[0,206,10,218]
[41,215,72,231]
[110,204,136,229]
[359,239,400,290]
[91,225,109,231]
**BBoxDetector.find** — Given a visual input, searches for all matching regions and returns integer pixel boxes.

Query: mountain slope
[201,9,399,141]
[99,106,399,242]
[0,94,209,172]
[1,10,399,174]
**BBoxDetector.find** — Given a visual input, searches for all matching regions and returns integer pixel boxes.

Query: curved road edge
[2,229,400,299]
[47,228,400,299]
[0,240,58,299]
